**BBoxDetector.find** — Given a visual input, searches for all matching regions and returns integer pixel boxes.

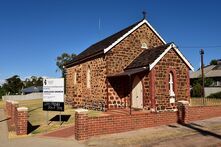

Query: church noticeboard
[43,78,64,111]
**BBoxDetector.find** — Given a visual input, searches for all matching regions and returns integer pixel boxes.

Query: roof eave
[65,51,104,68]
[149,43,194,71]
[103,19,167,54]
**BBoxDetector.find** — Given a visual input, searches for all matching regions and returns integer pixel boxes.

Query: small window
[141,42,148,49]
[87,68,91,88]
[73,72,77,85]
[169,72,175,97]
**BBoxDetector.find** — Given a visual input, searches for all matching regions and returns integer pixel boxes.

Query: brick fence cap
[17,107,28,112]
[178,100,189,105]
[75,108,88,113]
[6,100,12,103]
[11,101,19,105]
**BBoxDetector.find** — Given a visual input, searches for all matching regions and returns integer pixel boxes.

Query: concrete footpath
[0,109,85,147]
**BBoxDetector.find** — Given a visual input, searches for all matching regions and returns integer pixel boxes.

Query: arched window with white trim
[87,68,91,88]
[169,72,175,97]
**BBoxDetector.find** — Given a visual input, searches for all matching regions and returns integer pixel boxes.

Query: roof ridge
[65,19,144,67]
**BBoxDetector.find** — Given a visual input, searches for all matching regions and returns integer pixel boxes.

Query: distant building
[190,59,221,96]
[21,86,43,95]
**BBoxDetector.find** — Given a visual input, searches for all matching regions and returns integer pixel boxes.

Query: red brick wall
[75,111,178,140]
[6,100,18,131]
[5,101,28,135]
[16,107,28,135]
[185,105,221,123]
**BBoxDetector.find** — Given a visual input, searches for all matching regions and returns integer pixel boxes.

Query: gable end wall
[152,48,190,111]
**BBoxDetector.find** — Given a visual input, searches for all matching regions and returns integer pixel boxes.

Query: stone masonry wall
[105,24,164,109]
[66,57,107,110]
[106,24,164,75]
[66,23,164,110]
[153,48,190,111]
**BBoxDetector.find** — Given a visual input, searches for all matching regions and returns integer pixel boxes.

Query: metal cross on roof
[142,11,147,19]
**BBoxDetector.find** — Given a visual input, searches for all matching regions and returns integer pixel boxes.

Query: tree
[0,86,6,99]
[210,59,218,65]
[190,76,214,97]
[191,76,214,87]
[2,75,23,95]
[23,76,43,88]
[56,53,76,77]
[191,83,202,97]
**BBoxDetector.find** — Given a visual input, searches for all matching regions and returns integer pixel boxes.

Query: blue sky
[0,0,221,84]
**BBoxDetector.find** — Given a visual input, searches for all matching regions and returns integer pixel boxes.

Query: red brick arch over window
[165,68,177,97]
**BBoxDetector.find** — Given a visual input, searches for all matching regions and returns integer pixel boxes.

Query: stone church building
[65,17,194,111]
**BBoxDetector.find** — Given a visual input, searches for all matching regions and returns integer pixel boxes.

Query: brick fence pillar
[6,100,12,117]
[177,100,189,124]
[10,101,19,130]
[16,107,28,135]
[75,109,88,140]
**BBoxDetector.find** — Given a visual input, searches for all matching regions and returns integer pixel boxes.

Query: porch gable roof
[107,67,148,77]
[126,43,194,71]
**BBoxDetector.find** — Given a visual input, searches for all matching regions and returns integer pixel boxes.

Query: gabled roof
[126,43,194,71]
[65,19,166,67]
[190,64,221,78]
[126,43,171,70]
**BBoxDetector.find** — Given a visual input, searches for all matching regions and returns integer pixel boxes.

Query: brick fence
[5,100,28,135]
[178,102,221,124]
[75,102,221,140]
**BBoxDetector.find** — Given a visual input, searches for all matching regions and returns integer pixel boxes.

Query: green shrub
[191,83,202,97]
[207,91,221,98]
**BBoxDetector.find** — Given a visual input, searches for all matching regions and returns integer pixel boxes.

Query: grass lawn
[4,99,103,135]
[0,100,4,109]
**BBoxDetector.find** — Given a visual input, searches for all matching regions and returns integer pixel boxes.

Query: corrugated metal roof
[22,86,43,93]
[125,43,171,70]
[65,20,143,67]
[107,67,148,77]
[190,65,221,78]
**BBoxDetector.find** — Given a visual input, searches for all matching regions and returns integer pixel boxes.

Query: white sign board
[43,78,64,111]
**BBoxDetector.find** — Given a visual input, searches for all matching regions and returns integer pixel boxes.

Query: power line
[178,45,221,49]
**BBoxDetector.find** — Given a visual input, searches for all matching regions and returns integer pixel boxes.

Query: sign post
[43,78,64,125]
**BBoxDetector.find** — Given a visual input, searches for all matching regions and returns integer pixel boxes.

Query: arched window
[169,72,175,97]
[87,68,91,88]
[73,72,77,85]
